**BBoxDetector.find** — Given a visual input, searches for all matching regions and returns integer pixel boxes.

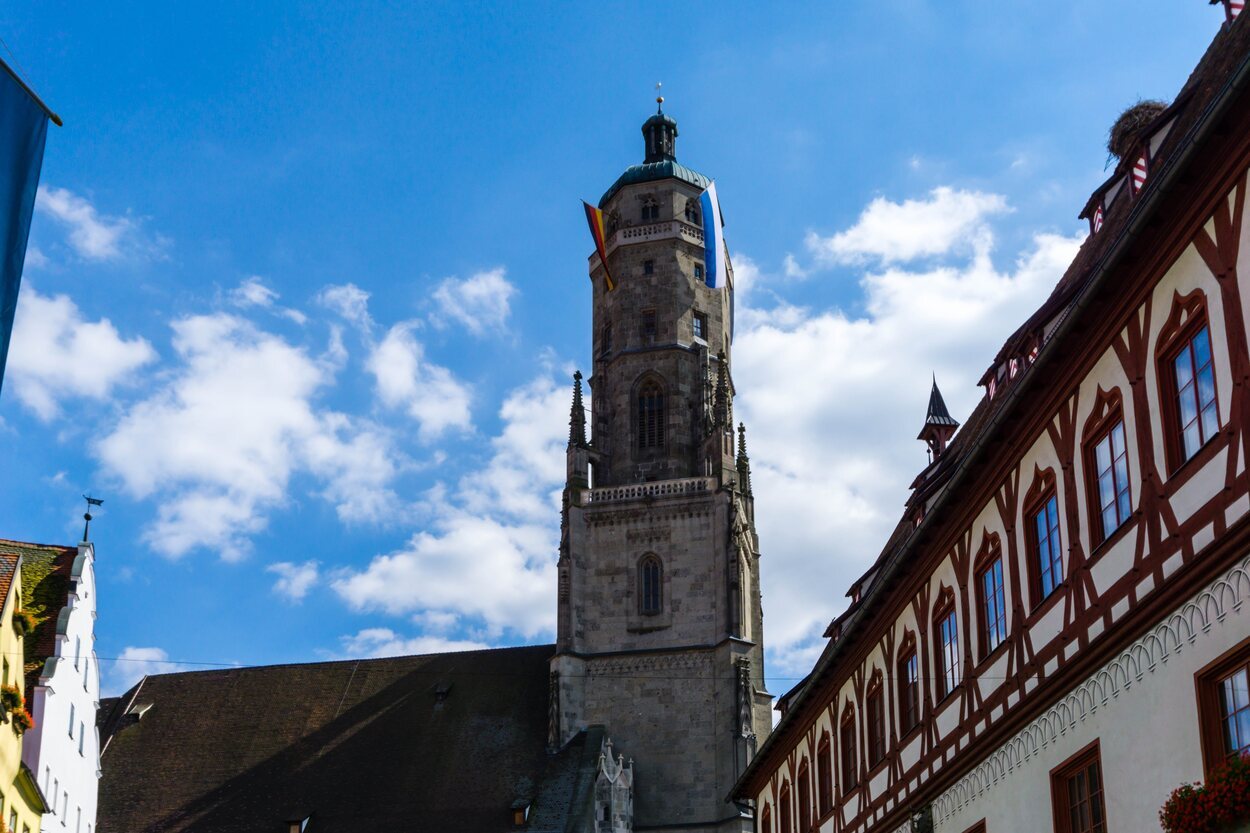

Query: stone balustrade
[583,477,714,505]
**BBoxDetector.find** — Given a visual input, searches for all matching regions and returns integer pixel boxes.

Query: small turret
[642,87,678,164]
[736,422,752,496]
[918,376,959,460]
[566,371,590,492]
[713,352,730,428]
[568,371,587,448]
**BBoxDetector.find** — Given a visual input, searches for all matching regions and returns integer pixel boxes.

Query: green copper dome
[598,107,710,207]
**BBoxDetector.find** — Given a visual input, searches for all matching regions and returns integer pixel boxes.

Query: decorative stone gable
[593,737,634,833]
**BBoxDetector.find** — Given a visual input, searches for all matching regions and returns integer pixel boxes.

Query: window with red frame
[1031,490,1063,603]
[898,642,919,733]
[797,761,811,831]
[1170,323,1220,463]
[839,707,858,790]
[1089,417,1131,542]
[817,736,833,816]
[934,600,960,700]
[866,676,886,766]
[977,552,1007,659]
[1197,639,1250,775]
[779,784,792,833]
[1051,742,1107,833]
[761,806,772,833]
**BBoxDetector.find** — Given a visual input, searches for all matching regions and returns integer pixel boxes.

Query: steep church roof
[97,643,595,833]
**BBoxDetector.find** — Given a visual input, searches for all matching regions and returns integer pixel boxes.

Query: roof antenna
[82,494,103,542]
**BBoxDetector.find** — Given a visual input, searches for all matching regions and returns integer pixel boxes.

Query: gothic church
[94,108,772,833]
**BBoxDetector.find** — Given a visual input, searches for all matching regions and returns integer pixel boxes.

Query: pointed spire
[918,374,959,459]
[568,371,586,448]
[737,422,752,494]
[713,351,729,427]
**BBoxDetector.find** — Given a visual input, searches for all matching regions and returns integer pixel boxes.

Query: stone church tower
[550,103,772,833]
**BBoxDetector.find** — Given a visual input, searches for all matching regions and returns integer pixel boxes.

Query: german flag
[582,201,616,291]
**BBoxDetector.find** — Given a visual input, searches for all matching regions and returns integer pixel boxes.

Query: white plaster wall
[933,551,1250,833]
[23,545,100,833]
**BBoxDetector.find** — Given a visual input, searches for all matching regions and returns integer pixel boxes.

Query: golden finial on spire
[655,81,664,113]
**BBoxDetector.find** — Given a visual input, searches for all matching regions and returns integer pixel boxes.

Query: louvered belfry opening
[637,382,665,448]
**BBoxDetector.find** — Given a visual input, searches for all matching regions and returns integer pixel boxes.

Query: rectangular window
[1173,324,1219,462]
[694,264,704,282]
[643,259,654,275]
[978,556,1007,658]
[69,703,75,738]
[1034,493,1064,601]
[692,311,707,341]
[1051,742,1107,833]
[599,324,612,357]
[866,681,885,765]
[839,711,858,789]
[817,738,832,816]
[935,608,960,700]
[642,309,657,340]
[74,636,80,670]
[898,648,919,733]
[1196,638,1250,774]
[78,722,84,755]
[1091,419,1131,541]
[797,765,811,832]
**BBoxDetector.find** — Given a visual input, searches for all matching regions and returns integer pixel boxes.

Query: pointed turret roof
[921,377,959,432]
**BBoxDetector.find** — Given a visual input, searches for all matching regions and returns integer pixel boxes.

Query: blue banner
[0,62,49,398]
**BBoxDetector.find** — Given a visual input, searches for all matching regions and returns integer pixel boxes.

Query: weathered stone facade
[551,107,771,833]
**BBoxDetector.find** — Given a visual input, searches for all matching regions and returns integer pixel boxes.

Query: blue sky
[0,1,1226,695]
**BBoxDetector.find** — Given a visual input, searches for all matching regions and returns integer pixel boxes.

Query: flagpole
[0,54,62,126]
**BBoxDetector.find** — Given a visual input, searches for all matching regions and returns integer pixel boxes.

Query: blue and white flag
[0,60,51,398]
[699,181,727,290]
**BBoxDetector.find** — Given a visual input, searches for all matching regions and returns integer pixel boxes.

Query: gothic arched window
[637,382,666,448]
[639,555,662,615]
[640,195,659,223]
[684,199,700,224]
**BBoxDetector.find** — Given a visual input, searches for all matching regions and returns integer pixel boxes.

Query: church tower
[551,100,772,833]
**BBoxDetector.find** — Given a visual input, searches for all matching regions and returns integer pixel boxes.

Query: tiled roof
[0,553,19,622]
[0,539,77,690]
[96,643,590,833]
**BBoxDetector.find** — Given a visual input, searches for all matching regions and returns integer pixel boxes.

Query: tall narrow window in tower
[684,199,700,224]
[639,555,662,615]
[1088,413,1131,543]
[866,673,885,766]
[934,593,960,700]
[641,309,657,341]
[640,195,659,222]
[1169,322,1220,463]
[637,381,665,448]
[898,639,919,733]
[976,544,1007,659]
[692,311,707,341]
[817,734,833,816]
[796,760,811,832]
[600,323,612,358]
[839,704,858,790]
[644,259,654,275]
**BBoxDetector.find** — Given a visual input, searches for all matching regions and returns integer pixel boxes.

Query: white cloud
[782,253,808,280]
[7,285,156,419]
[317,283,373,332]
[333,370,571,638]
[805,186,1010,266]
[431,267,517,336]
[108,646,180,695]
[368,322,472,441]
[267,560,320,601]
[35,185,164,262]
[23,247,48,270]
[229,277,308,324]
[96,313,400,560]
[338,627,490,658]
[734,191,1080,676]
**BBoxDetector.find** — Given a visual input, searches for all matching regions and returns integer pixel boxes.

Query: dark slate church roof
[97,643,594,833]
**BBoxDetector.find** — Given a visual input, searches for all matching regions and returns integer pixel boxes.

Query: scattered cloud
[96,313,400,560]
[431,267,516,336]
[267,560,320,601]
[23,246,48,270]
[782,254,808,280]
[35,185,165,262]
[108,646,180,694]
[338,627,490,658]
[735,187,1080,675]
[317,283,373,332]
[229,277,308,325]
[368,323,472,441]
[333,370,570,638]
[805,186,1010,266]
[7,285,156,419]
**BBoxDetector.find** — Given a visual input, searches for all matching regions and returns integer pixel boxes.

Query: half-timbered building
[733,4,1250,831]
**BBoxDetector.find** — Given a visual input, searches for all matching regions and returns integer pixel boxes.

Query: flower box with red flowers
[1161,753,1250,833]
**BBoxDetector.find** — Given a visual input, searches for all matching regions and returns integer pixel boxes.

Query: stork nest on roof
[1108,99,1169,160]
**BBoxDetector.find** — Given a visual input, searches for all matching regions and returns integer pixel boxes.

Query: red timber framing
[736,19,1250,833]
